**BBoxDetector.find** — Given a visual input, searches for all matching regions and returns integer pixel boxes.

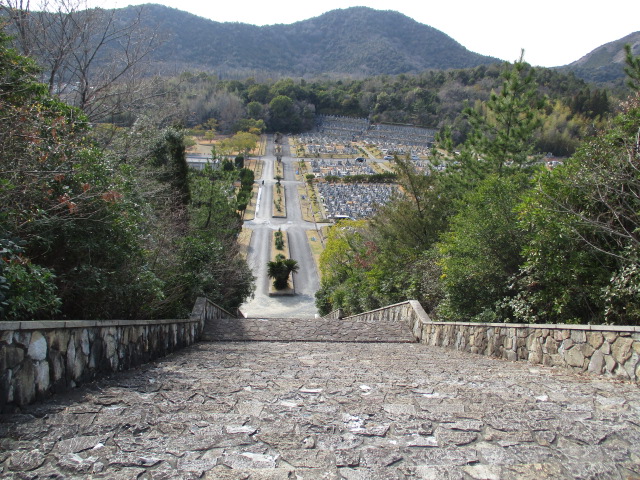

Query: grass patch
[374,161,395,173]
[298,185,326,223]
[238,228,252,260]
[306,230,325,275]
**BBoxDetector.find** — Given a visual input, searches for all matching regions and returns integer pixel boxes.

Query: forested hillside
[0,31,254,320]
[173,63,612,157]
[564,31,640,84]
[107,5,501,77]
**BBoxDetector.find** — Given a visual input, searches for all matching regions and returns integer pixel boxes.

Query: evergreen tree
[462,51,545,177]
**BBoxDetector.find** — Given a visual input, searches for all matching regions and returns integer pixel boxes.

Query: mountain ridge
[562,31,640,83]
[124,5,501,76]
[89,4,640,82]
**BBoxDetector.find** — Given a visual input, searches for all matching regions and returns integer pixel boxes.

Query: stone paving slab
[203,318,416,342]
[1,342,639,479]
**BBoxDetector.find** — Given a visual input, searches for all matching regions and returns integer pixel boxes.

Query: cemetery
[294,114,437,160]
[309,158,377,178]
[317,182,395,220]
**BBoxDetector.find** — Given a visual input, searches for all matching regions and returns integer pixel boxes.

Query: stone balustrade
[0,297,232,411]
[322,308,344,321]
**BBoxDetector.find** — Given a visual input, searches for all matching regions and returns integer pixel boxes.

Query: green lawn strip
[270,229,290,261]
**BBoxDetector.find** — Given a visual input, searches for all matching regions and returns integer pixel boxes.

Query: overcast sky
[95,0,639,68]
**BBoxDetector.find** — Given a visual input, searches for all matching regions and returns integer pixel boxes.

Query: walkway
[1,340,638,478]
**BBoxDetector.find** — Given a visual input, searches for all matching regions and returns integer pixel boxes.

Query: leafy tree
[268,95,298,132]
[234,117,265,134]
[624,44,640,91]
[220,131,259,157]
[0,30,254,319]
[0,239,61,320]
[438,174,529,321]
[0,29,164,319]
[432,54,544,322]
[509,91,640,325]
[1,0,161,121]
[372,157,447,252]
[315,220,383,315]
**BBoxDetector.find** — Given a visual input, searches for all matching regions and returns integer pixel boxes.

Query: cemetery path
[2,341,638,478]
[240,135,320,318]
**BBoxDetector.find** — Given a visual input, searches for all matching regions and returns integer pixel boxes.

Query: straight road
[240,135,324,318]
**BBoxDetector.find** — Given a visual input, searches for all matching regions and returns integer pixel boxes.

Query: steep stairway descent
[202,316,416,342]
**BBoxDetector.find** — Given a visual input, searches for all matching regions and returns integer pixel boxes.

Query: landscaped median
[268,228,296,296]
[272,181,287,217]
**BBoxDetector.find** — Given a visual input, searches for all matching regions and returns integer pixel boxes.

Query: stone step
[202,317,416,343]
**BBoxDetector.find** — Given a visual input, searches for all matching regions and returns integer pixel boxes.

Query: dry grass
[238,228,252,260]
[274,158,284,179]
[242,184,260,221]
[306,230,325,276]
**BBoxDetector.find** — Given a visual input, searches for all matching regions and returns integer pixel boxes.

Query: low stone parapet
[0,297,228,411]
[327,300,640,382]
[417,321,640,382]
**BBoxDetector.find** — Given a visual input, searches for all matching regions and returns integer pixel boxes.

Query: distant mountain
[122,5,501,76]
[562,31,640,84]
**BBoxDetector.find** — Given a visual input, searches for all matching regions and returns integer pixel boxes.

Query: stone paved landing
[203,318,416,342]
[1,342,639,479]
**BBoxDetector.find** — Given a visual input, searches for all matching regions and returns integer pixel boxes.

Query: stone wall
[339,301,640,382]
[0,297,228,411]
[418,321,640,382]
[322,309,344,321]
[340,300,430,339]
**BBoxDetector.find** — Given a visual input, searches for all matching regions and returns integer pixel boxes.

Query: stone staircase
[202,316,417,342]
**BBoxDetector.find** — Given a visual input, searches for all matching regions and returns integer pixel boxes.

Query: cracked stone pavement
[1,341,639,479]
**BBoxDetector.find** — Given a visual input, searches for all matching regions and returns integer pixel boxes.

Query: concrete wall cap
[0,318,200,332]
[423,321,640,333]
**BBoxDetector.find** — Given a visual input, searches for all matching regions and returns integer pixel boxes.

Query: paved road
[2,341,638,479]
[241,136,324,318]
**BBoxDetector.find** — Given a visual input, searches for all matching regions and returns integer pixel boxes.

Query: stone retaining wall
[322,309,344,321]
[418,321,640,382]
[338,301,640,382]
[0,297,229,411]
[340,300,430,340]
